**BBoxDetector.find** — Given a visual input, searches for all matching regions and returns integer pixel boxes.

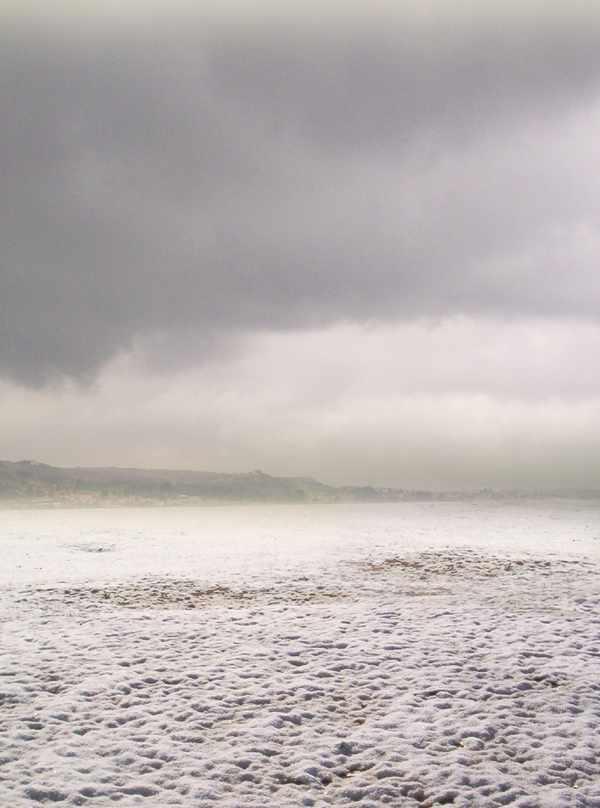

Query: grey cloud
[3,16,600,383]
[4,319,600,489]
[207,23,600,150]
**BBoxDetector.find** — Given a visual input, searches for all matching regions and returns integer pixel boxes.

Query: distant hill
[3,460,586,508]
[0,460,351,506]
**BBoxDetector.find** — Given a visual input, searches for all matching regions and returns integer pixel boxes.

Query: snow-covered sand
[2,500,600,807]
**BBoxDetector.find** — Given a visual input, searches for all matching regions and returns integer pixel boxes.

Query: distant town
[0,460,598,509]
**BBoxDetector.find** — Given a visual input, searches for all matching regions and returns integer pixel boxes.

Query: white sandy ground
[2,502,600,807]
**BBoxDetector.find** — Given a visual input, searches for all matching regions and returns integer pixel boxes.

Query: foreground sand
[2,550,600,807]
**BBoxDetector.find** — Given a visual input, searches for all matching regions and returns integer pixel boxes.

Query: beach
[2,501,600,807]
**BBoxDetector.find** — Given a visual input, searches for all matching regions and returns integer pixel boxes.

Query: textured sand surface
[2,542,600,807]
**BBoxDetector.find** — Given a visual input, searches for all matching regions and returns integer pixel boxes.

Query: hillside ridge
[0,459,390,507]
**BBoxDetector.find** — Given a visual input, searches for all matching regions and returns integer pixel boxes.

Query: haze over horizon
[3,1,600,491]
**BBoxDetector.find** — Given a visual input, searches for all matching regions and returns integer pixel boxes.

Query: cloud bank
[2,318,600,490]
[2,2,600,488]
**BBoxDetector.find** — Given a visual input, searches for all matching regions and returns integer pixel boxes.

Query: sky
[2,0,600,490]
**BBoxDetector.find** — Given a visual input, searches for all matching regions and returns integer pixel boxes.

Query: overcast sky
[2,0,600,490]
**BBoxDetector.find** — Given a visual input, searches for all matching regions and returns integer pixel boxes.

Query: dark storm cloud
[3,14,600,383]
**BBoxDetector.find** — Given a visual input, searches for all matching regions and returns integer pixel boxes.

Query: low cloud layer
[3,2,600,488]
[3,318,600,490]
